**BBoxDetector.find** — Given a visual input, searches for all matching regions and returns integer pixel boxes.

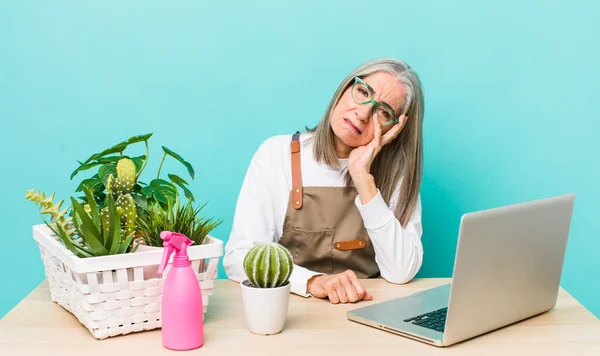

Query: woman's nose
[355,103,373,123]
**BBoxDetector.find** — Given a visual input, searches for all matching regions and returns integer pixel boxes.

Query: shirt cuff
[289,265,324,297]
[355,189,395,230]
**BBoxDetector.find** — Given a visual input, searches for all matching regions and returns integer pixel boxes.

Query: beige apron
[278,132,380,277]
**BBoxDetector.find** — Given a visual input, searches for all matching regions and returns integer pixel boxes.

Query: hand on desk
[307,270,373,304]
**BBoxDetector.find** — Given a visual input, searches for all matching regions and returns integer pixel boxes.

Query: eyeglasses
[350,77,400,127]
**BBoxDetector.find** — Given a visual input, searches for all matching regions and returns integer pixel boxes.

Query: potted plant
[24,133,224,340]
[240,243,293,335]
[134,199,223,279]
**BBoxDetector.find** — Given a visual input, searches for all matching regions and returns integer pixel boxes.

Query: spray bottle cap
[157,231,193,274]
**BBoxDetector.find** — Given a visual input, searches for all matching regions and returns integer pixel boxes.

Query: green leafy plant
[243,244,293,288]
[31,186,136,258]
[26,133,222,258]
[137,199,223,247]
[70,133,196,213]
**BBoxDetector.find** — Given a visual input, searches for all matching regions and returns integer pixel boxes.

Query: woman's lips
[344,118,361,135]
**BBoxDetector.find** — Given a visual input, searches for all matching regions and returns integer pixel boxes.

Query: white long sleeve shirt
[223,132,424,297]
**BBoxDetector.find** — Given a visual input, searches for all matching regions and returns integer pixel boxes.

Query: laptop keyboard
[403,307,447,332]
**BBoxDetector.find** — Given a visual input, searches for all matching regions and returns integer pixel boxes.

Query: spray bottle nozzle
[157,231,193,274]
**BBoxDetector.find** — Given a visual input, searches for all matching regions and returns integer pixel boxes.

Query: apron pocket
[281,227,334,275]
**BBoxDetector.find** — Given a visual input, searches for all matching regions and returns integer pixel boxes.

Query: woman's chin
[335,134,362,150]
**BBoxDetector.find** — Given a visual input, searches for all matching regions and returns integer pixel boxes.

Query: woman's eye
[378,108,391,119]
[358,88,369,97]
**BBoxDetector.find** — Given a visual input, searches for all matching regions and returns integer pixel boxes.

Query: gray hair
[308,58,424,227]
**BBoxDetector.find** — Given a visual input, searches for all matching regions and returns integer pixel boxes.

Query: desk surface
[1,278,600,355]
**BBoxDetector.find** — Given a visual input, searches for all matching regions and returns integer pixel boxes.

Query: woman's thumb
[363,292,373,301]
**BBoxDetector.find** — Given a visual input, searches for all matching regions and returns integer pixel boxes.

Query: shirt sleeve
[354,187,423,284]
[223,138,323,297]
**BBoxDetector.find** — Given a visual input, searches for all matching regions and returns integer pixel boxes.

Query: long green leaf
[162,146,195,179]
[42,218,81,257]
[54,221,94,258]
[118,232,135,254]
[107,193,121,254]
[70,198,108,255]
[104,194,116,253]
[82,186,101,235]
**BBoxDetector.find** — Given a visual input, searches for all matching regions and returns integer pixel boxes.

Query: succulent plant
[243,243,293,288]
[26,189,77,239]
[136,199,222,247]
[67,186,135,257]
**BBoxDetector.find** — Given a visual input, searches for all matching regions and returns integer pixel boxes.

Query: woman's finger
[328,287,340,304]
[382,115,407,146]
[373,115,383,148]
[336,283,349,303]
[347,272,369,301]
[340,275,359,302]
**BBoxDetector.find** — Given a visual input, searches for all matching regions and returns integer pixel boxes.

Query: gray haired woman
[224,58,425,304]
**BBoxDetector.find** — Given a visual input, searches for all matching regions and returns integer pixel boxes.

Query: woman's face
[330,71,406,156]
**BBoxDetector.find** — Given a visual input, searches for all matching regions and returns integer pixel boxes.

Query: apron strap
[291,131,303,209]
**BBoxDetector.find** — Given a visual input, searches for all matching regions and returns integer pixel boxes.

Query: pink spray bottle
[158,231,204,350]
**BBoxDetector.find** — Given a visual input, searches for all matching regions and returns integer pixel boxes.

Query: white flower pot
[240,280,290,335]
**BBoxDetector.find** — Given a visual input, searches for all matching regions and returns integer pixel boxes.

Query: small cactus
[106,174,121,197]
[116,158,136,195]
[243,243,293,288]
[116,194,137,238]
[100,206,111,236]
[26,189,76,239]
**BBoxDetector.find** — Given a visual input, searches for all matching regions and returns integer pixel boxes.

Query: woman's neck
[334,137,352,159]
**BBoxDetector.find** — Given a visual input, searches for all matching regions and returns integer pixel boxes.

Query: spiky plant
[26,189,77,239]
[243,243,293,288]
[136,199,223,247]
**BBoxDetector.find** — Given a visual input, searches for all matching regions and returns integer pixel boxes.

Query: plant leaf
[131,193,148,211]
[150,179,177,204]
[98,163,117,186]
[162,146,195,179]
[71,134,152,179]
[105,193,120,254]
[141,185,155,198]
[131,155,146,173]
[82,186,101,235]
[118,232,135,254]
[75,175,102,193]
[124,133,153,145]
[168,175,194,201]
[70,161,104,180]
[167,173,189,185]
[70,198,109,256]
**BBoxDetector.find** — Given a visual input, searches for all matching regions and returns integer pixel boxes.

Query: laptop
[347,193,575,347]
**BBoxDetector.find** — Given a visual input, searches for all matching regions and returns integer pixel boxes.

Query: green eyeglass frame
[351,77,400,127]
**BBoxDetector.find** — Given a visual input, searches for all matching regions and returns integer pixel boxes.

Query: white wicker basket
[32,224,223,340]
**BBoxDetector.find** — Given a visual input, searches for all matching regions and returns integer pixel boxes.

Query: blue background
[1,1,598,319]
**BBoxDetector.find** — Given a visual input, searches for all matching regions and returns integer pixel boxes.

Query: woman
[224,58,424,304]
